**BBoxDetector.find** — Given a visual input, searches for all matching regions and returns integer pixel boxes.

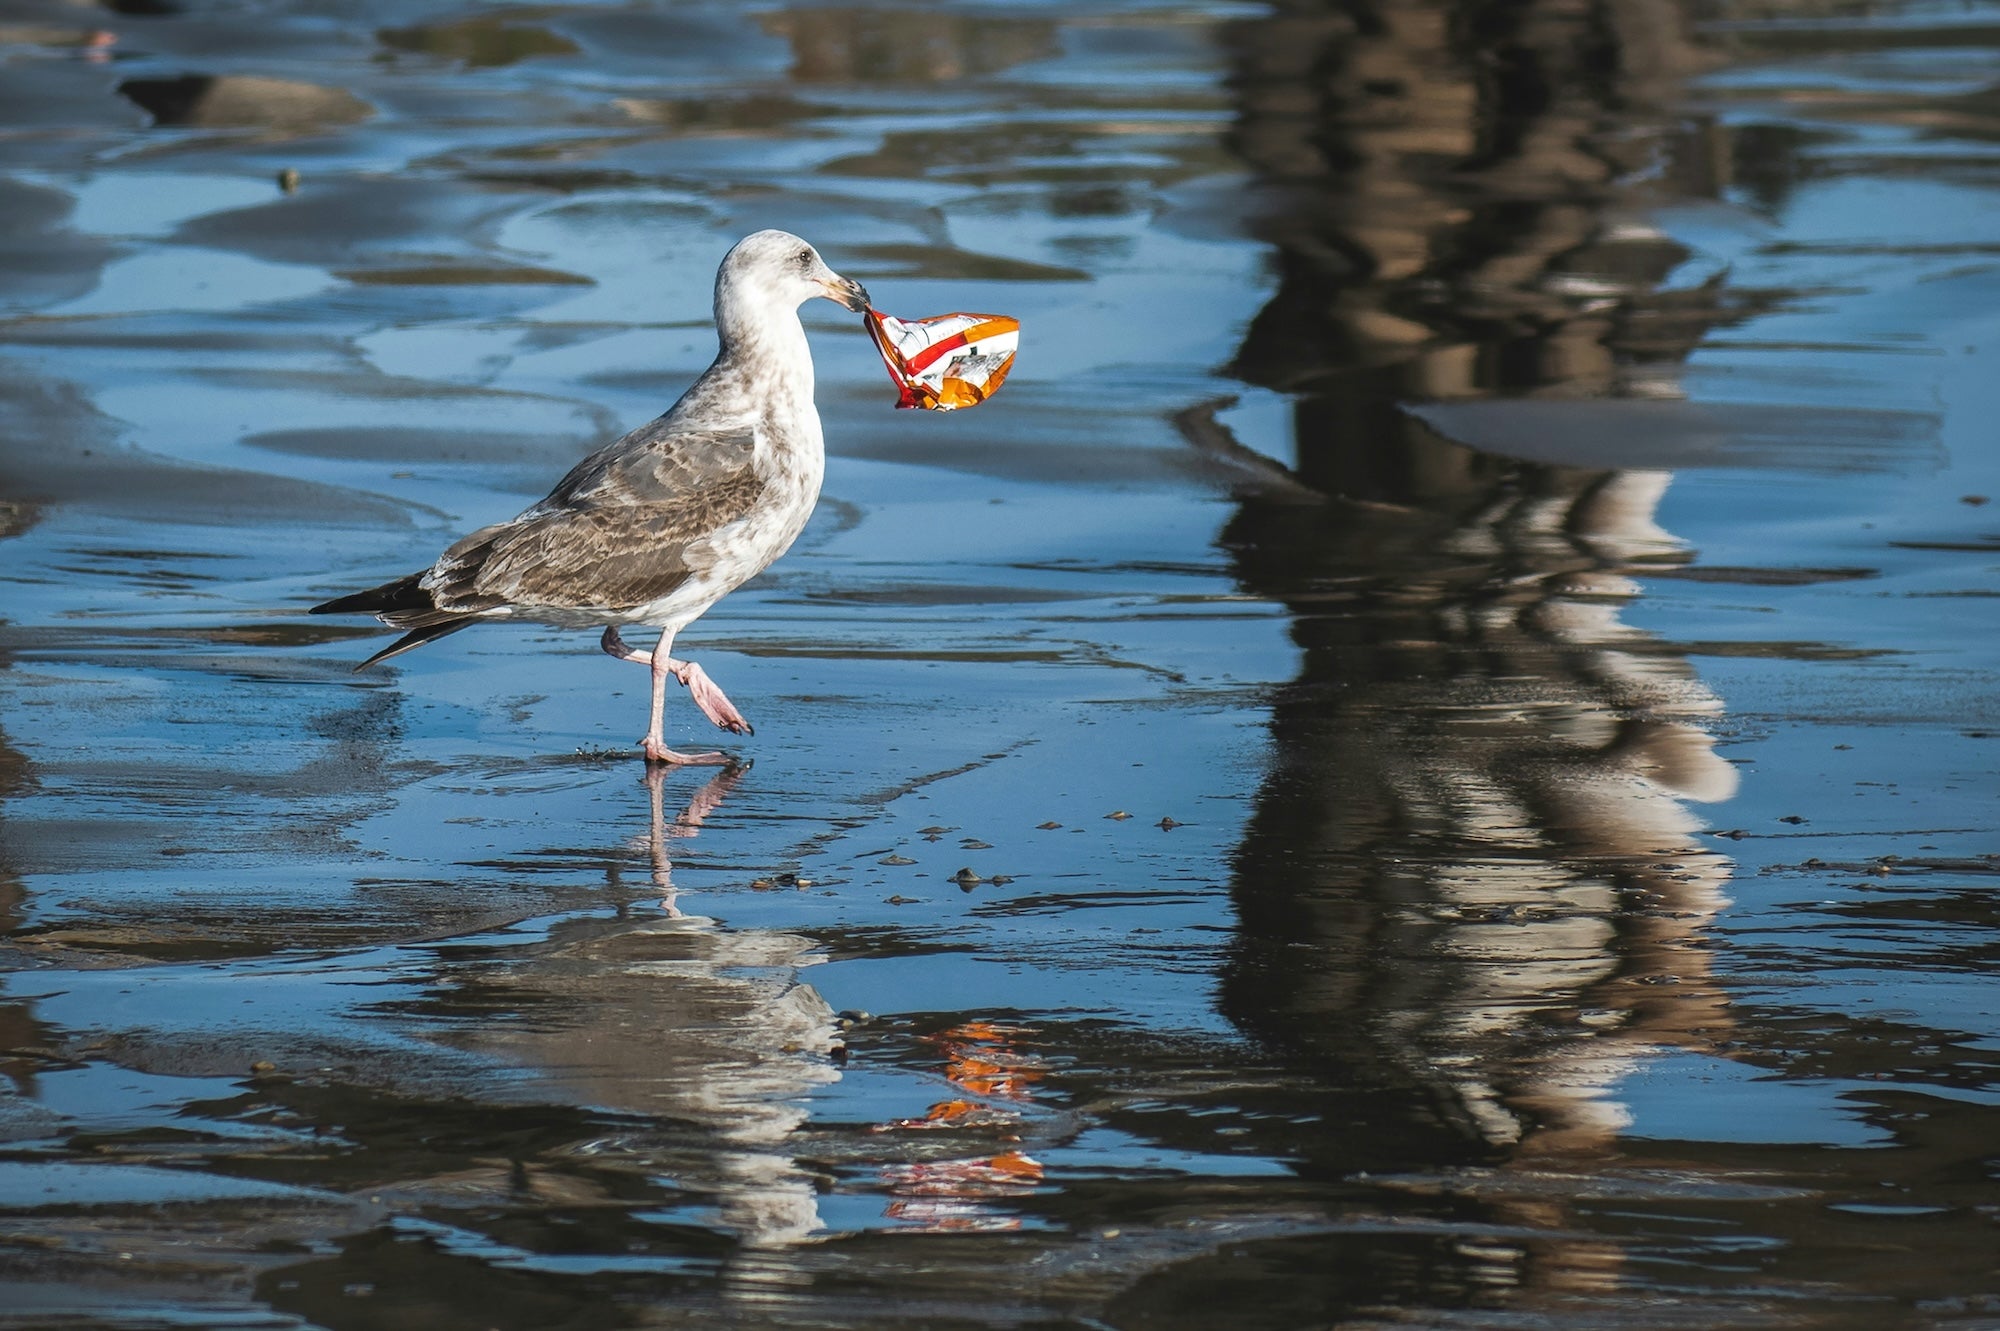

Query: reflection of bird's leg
[601,626,749,764]
[641,766,686,914]
[640,766,681,914]
[641,760,748,913]
[676,760,749,834]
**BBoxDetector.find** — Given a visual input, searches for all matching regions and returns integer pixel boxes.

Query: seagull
[311,230,869,764]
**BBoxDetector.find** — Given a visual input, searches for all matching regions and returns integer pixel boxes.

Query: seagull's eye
[794,249,812,268]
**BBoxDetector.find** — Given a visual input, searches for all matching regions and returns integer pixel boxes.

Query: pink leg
[675,660,753,736]
[600,626,749,764]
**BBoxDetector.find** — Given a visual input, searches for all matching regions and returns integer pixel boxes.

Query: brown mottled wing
[422,422,766,614]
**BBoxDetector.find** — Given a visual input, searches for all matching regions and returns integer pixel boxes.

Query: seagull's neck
[713,284,814,397]
[718,313,811,389]
[682,298,821,466]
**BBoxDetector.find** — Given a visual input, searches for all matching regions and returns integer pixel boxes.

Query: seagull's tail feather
[357,617,476,669]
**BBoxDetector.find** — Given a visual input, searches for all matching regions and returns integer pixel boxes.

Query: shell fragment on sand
[865,310,1019,411]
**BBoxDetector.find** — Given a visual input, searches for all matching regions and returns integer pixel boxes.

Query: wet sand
[2,1,1998,1327]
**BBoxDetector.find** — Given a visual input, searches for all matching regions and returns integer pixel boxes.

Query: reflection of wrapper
[865,310,1019,411]
[871,1022,1045,1232]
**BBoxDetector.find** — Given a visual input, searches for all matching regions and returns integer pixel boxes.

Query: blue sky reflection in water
[0,0,1996,1327]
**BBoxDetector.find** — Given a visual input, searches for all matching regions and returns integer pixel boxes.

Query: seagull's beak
[821,273,871,313]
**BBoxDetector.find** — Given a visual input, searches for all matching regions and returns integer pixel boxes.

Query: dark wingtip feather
[356,618,475,669]
[311,572,428,617]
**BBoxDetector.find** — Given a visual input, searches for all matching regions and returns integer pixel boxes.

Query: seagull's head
[717,230,870,321]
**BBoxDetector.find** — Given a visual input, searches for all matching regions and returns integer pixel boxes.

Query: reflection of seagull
[311,231,870,764]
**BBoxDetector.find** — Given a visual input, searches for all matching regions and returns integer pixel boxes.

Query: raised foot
[640,737,731,766]
[676,661,754,736]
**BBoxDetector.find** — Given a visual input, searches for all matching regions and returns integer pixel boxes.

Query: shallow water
[1,0,1997,1327]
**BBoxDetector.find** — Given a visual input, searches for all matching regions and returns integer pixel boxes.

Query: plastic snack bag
[865,310,1019,411]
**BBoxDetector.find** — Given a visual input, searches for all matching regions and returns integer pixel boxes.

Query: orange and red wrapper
[865,309,1020,411]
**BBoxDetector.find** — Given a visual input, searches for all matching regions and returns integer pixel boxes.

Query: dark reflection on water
[1167,2,1997,1321]
[1136,5,1748,1310]
[1215,0,1741,1173]
[0,0,1997,1326]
